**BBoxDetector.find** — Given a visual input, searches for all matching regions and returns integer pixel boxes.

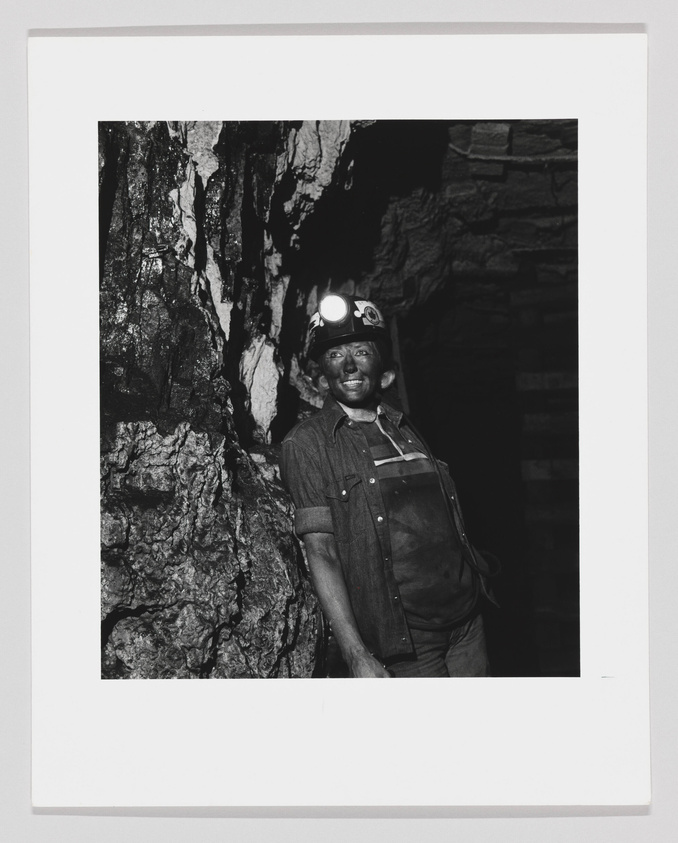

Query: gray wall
[3,1,676,841]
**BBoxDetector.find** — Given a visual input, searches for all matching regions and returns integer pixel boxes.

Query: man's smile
[320,340,388,409]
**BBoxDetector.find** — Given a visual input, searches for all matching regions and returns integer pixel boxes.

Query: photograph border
[29,30,648,808]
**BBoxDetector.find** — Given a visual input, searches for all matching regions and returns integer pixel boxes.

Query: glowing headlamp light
[318,294,350,324]
[308,293,389,360]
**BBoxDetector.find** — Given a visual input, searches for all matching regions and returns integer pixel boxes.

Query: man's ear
[380,369,396,390]
[319,374,329,390]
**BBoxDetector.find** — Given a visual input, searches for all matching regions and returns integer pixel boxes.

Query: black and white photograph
[28,32,649,809]
[99,119,579,680]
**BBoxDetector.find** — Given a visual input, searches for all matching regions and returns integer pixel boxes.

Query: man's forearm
[302,532,389,678]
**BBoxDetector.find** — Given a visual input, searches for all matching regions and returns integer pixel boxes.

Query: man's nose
[343,352,357,373]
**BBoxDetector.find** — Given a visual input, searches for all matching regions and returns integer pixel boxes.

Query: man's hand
[348,650,391,678]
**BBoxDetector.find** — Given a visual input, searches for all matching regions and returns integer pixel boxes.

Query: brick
[516,372,578,391]
[523,411,578,433]
[521,459,579,480]
[525,503,579,525]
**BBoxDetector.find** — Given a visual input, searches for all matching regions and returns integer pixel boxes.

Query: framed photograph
[29,31,648,807]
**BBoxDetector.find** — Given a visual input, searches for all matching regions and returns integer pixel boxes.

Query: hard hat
[308,294,390,360]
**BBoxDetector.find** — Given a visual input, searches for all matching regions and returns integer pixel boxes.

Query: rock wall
[100,422,314,678]
[386,121,579,676]
[99,120,357,678]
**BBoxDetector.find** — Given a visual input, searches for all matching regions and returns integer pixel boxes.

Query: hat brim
[309,328,391,361]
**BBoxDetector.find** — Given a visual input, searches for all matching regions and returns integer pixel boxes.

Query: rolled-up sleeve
[280,437,333,535]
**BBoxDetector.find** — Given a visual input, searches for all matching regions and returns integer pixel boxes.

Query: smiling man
[280,294,498,678]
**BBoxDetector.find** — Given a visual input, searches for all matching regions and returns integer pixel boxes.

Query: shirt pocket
[324,474,367,539]
[324,474,363,502]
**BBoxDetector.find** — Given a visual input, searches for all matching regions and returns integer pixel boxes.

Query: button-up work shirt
[280,394,496,662]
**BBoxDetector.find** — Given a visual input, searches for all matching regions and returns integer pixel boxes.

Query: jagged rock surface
[98,120,346,678]
[101,422,314,678]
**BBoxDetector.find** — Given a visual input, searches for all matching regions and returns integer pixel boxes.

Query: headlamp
[308,293,390,360]
[318,294,350,324]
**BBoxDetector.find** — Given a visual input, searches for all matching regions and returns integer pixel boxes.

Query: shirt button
[369,477,376,484]
[377,516,384,523]
[341,490,347,497]
[384,556,389,562]
[401,637,408,643]
[394,595,399,601]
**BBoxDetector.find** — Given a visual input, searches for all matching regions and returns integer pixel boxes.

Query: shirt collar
[322,393,404,442]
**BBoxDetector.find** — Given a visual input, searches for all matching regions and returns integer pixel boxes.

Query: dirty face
[319,340,394,409]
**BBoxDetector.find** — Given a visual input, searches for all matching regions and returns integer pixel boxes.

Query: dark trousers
[385,613,489,678]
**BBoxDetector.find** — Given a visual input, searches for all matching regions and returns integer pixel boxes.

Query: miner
[280,294,499,677]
